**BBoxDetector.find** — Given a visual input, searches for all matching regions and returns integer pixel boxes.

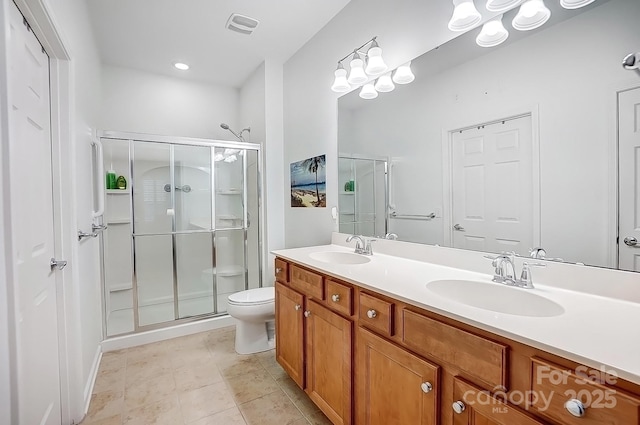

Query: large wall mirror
[338,0,640,271]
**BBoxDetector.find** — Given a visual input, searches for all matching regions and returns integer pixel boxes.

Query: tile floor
[81,326,331,425]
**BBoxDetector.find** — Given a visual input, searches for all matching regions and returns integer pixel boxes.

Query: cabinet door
[306,299,353,425]
[452,377,545,425]
[357,328,439,425]
[276,282,305,388]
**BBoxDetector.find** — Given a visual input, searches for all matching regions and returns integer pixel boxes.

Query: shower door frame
[99,130,265,336]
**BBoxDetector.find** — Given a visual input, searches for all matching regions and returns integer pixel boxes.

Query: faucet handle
[519,262,546,288]
[363,238,376,255]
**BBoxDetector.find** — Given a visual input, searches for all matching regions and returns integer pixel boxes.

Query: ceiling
[85,0,351,88]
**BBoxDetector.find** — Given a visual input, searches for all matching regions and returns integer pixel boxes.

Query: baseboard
[82,346,102,417]
[101,315,235,352]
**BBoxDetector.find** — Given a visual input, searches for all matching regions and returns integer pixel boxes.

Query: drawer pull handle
[452,401,466,414]
[420,382,433,393]
[565,399,586,418]
[331,294,340,302]
[367,309,377,319]
[304,310,311,318]
[294,304,301,311]
[276,267,282,273]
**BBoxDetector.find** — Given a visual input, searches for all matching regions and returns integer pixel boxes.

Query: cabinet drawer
[275,258,288,284]
[325,279,353,316]
[290,264,324,299]
[402,309,508,388]
[359,292,394,337]
[531,357,640,425]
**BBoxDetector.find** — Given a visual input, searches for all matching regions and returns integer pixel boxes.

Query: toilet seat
[227,287,275,306]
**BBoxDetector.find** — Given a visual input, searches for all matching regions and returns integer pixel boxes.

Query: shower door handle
[50,258,68,271]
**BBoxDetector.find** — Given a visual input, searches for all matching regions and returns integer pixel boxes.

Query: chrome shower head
[220,123,244,141]
[220,123,230,130]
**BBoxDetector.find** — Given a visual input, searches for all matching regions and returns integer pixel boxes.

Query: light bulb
[448,0,482,32]
[560,0,595,9]
[393,62,415,84]
[365,41,388,76]
[486,0,522,13]
[512,0,550,31]
[331,64,351,93]
[359,82,378,99]
[476,15,509,47]
[347,52,368,85]
[173,62,190,70]
[375,73,395,93]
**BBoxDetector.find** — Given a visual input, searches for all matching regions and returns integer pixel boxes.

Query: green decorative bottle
[116,175,127,190]
[106,169,117,189]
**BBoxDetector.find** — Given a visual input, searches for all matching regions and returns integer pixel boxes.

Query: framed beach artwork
[290,155,326,208]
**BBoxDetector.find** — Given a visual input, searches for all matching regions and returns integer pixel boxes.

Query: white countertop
[272,244,640,386]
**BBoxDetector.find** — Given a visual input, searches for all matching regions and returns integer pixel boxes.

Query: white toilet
[226,286,276,354]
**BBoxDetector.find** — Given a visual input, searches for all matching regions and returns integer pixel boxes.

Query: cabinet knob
[366,309,377,319]
[452,401,466,414]
[420,382,433,393]
[331,294,340,302]
[276,267,282,273]
[304,310,311,318]
[294,304,301,311]
[565,399,586,417]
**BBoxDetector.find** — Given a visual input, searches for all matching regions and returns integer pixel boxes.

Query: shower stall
[97,131,263,337]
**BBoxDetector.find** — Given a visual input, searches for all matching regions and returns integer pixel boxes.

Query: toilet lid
[227,287,275,306]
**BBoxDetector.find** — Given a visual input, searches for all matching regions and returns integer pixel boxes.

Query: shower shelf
[217,190,242,195]
[106,189,130,195]
[109,282,133,292]
[202,265,245,277]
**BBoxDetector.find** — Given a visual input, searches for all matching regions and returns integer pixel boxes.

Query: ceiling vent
[226,13,259,35]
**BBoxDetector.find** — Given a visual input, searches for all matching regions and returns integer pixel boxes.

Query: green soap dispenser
[106,169,117,189]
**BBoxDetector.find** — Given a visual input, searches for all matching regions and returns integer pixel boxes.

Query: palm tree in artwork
[301,155,326,204]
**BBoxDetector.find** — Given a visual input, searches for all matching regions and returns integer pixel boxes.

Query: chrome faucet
[485,252,545,289]
[346,235,375,255]
[384,232,398,240]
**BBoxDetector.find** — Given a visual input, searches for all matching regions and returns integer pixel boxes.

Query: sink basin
[309,251,371,265]
[426,280,564,317]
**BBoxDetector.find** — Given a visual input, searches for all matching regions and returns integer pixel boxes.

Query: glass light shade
[392,62,415,84]
[486,0,522,12]
[331,67,351,92]
[476,15,509,47]
[359,82,378,99]
[448,0,482,32]
[512,0,551,31]
[560,0,595,9]
[348,53,368,85]
[375,73,395,93]
[365,46,388,76]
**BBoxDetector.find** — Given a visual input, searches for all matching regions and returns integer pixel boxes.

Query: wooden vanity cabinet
[356,327,439,425]
[274,257,640,425]
[275,262,354,425]
[452,378,546,425]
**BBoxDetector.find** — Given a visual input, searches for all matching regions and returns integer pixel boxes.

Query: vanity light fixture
[331,36,414,96]
[448,0,482,32]
[359,82,378,99]
[512,0,551,31]
[476,14,509,47]
[374,72,395,93]
[392,62,415,84]
[174,62,190,70]
[559,0,595,9]
[486,0,522,13]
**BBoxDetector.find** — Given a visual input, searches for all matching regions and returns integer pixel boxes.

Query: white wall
[101,65,240,140]
[282,0,467,248]
[240,63,266,144]
[340,0,639,267]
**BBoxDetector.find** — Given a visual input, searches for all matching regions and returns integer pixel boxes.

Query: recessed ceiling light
[174,62,190,70]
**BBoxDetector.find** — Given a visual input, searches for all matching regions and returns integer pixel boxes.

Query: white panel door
[452,116,533,254]
[8,3,62,424]
[619,87,640,272]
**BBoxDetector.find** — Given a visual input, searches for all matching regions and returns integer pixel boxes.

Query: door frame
[441,103,541,249]
[0,0,75,423]
[611,80,640,269]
